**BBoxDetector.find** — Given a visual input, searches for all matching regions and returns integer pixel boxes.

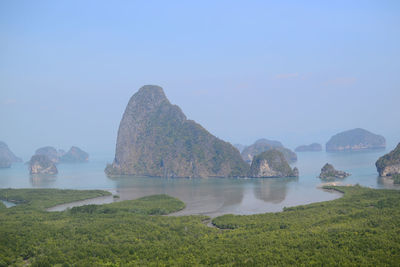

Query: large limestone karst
[376,143,400,177]
[248,149,298,178]
[326,128,386,152]
[105,85,249,178]
[241,139,297,164]
[0,141,22,168]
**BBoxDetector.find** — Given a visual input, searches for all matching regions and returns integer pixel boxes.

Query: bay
[0,149,398,217]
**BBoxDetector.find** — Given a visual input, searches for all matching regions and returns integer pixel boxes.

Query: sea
[0,149,398,217]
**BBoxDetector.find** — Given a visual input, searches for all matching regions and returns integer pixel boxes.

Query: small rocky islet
[28,146,89,175]
[326,128,386,152]
[29,155,58,175]
[59,146,89,163]
[319,163,350,180]
[35,146,64,163]
[249,149,298,178]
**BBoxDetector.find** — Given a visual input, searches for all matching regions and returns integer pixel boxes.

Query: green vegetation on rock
[249,149,298,177]
[0,186,400,265]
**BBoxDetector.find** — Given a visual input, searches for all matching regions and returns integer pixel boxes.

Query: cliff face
[29,155,58,175]
[241,139,297,164]
[106,85,249,178]
[376,143,400,177]
[295,143,322,152]
[326,128,386,152]
[0,141,22,168]
[319,163,350,180]
[248,150,298,178]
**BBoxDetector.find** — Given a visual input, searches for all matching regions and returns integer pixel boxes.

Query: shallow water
[1,199,16,208]
[0,150,398,217]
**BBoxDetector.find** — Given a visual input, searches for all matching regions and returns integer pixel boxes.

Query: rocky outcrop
[59,146,89,163]
[319,163,350,180]
[376,143,400,177]
[0,141,22,168]
[35,146,60,163]
[105,85,249,178]
[295,143,322,152]
[326,128,386,152]
[248,149,299,178]
[241,139,297,164]
[29,155,58,175]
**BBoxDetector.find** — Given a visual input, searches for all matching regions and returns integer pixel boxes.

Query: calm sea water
[0,150,398,217]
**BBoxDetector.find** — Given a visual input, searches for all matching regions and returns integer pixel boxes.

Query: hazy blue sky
[1,0,399,159]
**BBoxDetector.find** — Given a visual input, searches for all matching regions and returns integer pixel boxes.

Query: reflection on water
[30,174,57,187]
[254,177,298,203]
[0,150,399,217]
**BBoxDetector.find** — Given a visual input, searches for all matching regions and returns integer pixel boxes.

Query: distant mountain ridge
[326,128,385,152]
[295,143,322,152]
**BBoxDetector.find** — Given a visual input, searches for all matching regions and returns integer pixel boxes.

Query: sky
[1,0,399,160]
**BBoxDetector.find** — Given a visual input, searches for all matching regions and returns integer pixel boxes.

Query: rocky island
[376,143,400,177]
[105,85,249,178]
[319,163,350,180]
[35,146,61,163]
[295,143,322,152]
[34,146,88,164]
[241,138,297,164]
[29,155,58,175]
[0,141,22,168]
[326,128,386,152]
[248,149,299,178]
[60,146,89,163]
